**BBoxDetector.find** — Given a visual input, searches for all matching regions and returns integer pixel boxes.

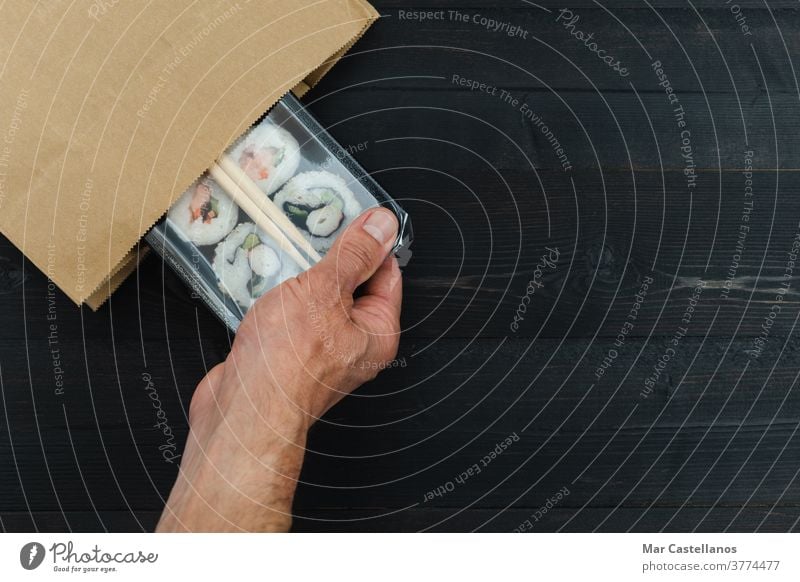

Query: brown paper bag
[0,0,378,308]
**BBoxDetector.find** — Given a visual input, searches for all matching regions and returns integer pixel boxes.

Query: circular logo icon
[19,542,45,570]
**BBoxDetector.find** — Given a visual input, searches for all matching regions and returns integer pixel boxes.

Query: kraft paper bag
[0,0,378,308]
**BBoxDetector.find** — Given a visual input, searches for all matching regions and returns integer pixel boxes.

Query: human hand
[157,208,402,532]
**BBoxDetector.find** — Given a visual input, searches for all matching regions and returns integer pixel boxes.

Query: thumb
[317,208,398,297]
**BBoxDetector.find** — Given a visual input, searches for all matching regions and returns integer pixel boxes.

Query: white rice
[167,176,239,246]
[212,223,301,309]
[273,171,362,253]
[228,121,301,195]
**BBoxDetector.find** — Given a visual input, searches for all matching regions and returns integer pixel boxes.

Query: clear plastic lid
[146,94,412,331]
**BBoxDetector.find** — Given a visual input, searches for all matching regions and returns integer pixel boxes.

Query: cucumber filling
[283,188,346,237]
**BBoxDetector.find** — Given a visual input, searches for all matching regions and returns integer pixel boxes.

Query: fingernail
[363,210,397,245]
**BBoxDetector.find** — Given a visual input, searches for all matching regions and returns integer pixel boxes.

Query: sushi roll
[273,171,362,253]
[228,121,301,195]
[167,176,239,245]
[212,223,300,310]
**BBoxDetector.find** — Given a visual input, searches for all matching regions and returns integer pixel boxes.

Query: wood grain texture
[2,0,800,532]
[336,7,800,93]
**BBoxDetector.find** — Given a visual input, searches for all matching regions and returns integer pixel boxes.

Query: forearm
[157,374,310,532]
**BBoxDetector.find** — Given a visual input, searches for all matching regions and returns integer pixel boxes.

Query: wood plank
[4,168,800,340]
[307,88,793,170]
[4,337,800,517]
[373,1,800,9]
[3,507,797,533]
[327,6,800,93]
[291,507,800,533]
[0,511,159,533]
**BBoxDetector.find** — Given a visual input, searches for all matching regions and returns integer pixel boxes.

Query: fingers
[317,208,398,297]
[358,255,403,318]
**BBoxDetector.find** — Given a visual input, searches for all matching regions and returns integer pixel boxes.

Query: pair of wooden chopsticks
[208,155,322,271]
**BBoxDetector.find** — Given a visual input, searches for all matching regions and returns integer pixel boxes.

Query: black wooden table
[3,0,800,532]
